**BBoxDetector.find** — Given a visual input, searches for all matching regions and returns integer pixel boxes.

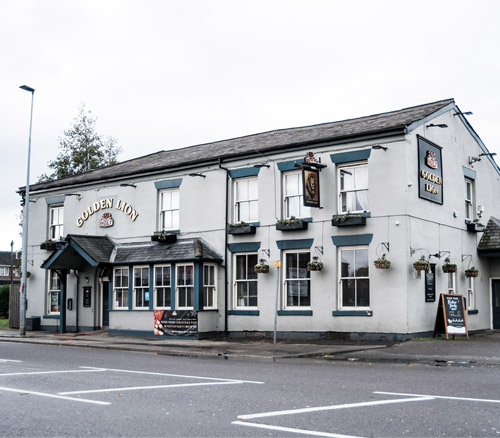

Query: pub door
[102,281,110,327]
[493,280,500,329]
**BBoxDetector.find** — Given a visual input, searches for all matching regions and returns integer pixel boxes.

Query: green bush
[0,285,9,318]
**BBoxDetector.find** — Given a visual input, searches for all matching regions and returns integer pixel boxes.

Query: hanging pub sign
[418,136,443,204]
[154,310,198,337]
[433,293,468,340]
[301,152,323,208]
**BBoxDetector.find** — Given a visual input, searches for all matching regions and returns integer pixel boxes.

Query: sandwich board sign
[433,293,468,340]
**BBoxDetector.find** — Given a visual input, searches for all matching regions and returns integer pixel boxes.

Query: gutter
[218,158,230,336]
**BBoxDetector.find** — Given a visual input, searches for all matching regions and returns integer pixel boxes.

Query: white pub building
[21,99,500,340]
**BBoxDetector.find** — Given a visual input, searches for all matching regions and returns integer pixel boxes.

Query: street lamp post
[19,84,35,336]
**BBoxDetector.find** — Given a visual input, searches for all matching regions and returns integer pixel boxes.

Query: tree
[38,105,122,182]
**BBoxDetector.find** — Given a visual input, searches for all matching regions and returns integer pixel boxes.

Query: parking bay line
[79,366,265,384]
[0,359,23,363]
[375,391,500,404]
[59,381,242,395]
[232,420,358,438]
[0,386,110,406]
[0,369,106,377]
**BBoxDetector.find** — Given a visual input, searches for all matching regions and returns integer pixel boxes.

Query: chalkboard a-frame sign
[433,293,468,340]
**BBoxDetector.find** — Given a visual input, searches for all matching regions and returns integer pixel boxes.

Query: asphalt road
[1,341,500,437]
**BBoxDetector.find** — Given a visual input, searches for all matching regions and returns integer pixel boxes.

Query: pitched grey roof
[41,235,222,269]
[112,238,222,264]
[0,251,17,267]
[29,99,455,192]
[478,217,500,256]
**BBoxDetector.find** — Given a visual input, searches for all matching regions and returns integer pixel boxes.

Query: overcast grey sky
[2,0,499,251]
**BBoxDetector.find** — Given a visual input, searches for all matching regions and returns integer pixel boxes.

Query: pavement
[1,328,500,366]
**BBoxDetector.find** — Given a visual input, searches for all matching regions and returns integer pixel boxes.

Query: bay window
[113,267,129,309]
[203,264,217,309]
[154,265,171,309]
[176,264,194,309]
[134,266,150,309]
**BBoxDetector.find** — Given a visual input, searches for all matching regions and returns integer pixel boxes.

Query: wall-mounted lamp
[372,145,388,151]
[477,205,484,218]
[253,163,270,168]
[479,152,497,157]
[120,183,137,188]
[85,276,90,283]
[188,173,206,178]
[453,111,473,116]
[426,123,448,128]
[430,250,450,259]
[469,156,481,165]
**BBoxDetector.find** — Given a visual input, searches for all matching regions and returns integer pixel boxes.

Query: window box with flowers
[307,257,323,272]
[151,231,177,244]
[40,240,57,251]
[466,221,485,233]
[374,257,391,270]
[331,214,366,227]
[254,260,270,274]
[465,267,479,278]
[227,222,257,235]
[413,258,430,272]
[276,216,308,231]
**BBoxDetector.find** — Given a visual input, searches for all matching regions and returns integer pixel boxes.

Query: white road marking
[375,391,500,404]
[0,386,110,405]
[59,381,241,395]
[0,369,106,377]
[0,359,22,363]
[232,420,359,438]
[238,396,435,420]
[79,366,264,384]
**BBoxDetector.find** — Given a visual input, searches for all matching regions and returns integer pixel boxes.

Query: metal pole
[273,265,280,355]
[19,85,35,336]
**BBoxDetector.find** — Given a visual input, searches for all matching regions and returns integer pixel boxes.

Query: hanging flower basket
[254,259,270,274]
[374,258,391,270]
[442,263,457,273]
[413,258,430,272]
[307,257,323,272]
[465,267,479,278]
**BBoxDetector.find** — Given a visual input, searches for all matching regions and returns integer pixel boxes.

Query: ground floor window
[339,246,369,308]
[176,264,194,309]
[48,270,61,314]
[113,267,129,309]
[234,253,258,308]
[467,277,475,310]
[203,264,217,309]
[134,266,150,309]
[284,250,310,308]
[154,265,171,309]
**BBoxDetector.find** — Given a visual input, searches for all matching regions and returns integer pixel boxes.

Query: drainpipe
[74,270,79,333]
[218,159,229,336]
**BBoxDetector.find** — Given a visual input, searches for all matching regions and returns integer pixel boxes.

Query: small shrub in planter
[442,263,457,273]
[307,257,323,272]
[40,240,56,250]
[465,267,479,278]
[254,260,270,274]
[276,216,308,231]
[374,257,391,269]
[331,214,366,227]
[227,222,256,235]
[413,258,430,272]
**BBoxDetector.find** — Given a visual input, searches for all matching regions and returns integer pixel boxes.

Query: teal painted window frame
[228,167,260,179]
[330,149,371,164]
[154,178,183,190]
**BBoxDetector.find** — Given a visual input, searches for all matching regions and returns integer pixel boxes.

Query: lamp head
[19,85,35,93]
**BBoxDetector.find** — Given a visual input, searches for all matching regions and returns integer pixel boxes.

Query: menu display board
[433,293,468,340]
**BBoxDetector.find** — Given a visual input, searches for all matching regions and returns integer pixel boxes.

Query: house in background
[0,251,20,286]
[18,99,500,339]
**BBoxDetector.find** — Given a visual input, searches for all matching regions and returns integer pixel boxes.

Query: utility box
[26,316,41,331]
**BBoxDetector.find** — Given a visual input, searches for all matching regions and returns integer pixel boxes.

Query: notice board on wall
[154,310,198,337]
[433,293,468,340]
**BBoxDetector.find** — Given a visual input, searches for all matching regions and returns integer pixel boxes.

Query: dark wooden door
[493,280,500,329]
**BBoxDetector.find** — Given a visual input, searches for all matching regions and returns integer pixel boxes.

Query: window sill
[332,310,373,317]
[467,309,479,315]
[228,310,260,316]
[278,310,313,316]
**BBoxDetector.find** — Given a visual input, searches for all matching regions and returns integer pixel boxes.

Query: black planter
[466,222,485,232]
[276,221,308,231]
[331,215,366,227]
[151,233,177,244]
[227,225,256,235]
[40,241,56,250]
